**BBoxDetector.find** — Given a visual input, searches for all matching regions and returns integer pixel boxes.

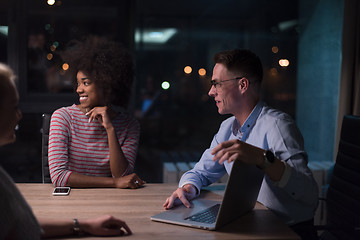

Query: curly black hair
[61,36,135,108]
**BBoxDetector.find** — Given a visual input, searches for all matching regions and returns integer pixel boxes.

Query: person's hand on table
[163,184,197,209]
[80,215,132,236]
[114,173,146,189]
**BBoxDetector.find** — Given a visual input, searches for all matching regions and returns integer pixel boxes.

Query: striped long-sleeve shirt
[48,104,140,186]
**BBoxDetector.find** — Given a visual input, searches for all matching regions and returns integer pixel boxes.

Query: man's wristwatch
[73,218,81,235]
[258,150,275,169]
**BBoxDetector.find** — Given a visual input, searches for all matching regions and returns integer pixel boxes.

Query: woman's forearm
[106,126,129,177]
[66,172,115,188]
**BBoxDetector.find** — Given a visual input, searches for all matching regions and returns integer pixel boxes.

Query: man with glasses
[163,49,319,240]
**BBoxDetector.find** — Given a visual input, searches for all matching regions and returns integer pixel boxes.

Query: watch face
[265,150,275,163]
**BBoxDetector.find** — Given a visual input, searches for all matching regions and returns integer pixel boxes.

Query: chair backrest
[41,113,51,183]
[324,115,360,239]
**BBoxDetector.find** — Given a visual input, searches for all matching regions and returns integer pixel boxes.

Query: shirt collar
[232,101,264,137]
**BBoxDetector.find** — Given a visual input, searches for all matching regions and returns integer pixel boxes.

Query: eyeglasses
[210,77,244,89]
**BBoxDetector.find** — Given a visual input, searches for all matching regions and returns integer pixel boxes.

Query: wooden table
[17,183,300,240]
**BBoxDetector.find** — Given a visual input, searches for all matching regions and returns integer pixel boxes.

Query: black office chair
[317,115,360,240]
[41,113,51,183]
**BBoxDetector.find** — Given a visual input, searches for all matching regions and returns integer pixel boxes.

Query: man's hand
[80,215,132,236]
[163,184,197,209]
[212,139,286,182]
[211,139,263,165]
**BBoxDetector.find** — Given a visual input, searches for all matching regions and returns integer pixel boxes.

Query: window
[134,0,299,150]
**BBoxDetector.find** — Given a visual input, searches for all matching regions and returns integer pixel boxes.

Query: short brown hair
[214,49,263,84]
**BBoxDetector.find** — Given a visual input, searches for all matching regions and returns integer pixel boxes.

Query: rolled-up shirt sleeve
[269,117,319,204]
[256,114,319,224]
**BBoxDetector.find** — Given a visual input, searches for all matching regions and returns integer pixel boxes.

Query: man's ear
[240,81,245,88]
[239,77,249,90]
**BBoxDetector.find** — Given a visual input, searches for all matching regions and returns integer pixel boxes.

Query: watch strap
[73,218,81,235]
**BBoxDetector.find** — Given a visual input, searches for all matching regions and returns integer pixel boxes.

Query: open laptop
[150,160,264,230]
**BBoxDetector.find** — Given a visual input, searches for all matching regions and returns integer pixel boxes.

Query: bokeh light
[47,0,55,6]
[279,59,290,67]
[272,46,279,53]
[45,24,51,31]
[270,67,278,76]
[62,63,69,71]
[46,53,53,60]
[198,68,206,76]
[161,81,170,90]
[184,66,192,74]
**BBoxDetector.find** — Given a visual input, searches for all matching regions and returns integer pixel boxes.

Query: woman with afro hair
[48,36,145,188]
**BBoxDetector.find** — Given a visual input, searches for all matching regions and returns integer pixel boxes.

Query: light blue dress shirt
[179,101,319,225]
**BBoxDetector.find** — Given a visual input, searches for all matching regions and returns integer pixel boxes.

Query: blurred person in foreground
[48,36,145,188]
[0,63,132,239]
[163,49,319,240]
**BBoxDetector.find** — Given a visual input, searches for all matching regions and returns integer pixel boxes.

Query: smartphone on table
[52,187,71,196]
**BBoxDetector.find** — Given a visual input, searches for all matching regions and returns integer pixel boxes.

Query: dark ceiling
[0,0,298,32]
[136,0,298,31]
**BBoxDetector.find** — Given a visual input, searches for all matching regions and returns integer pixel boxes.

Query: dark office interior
[0,0,359,189]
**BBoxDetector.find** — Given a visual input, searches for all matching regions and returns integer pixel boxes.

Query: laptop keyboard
[185,204,221,224]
